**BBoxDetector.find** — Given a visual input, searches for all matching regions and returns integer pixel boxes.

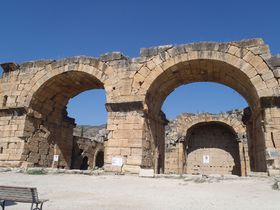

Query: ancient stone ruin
[71,125,106,170]
[165,110,249,176]
[0,38,280,176]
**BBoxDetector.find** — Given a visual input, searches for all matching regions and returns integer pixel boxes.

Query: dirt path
[0,172,279,210]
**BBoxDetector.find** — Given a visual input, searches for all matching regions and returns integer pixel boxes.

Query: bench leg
[31,202,44,210]
[0,200,5,210]
[40,202,44,210]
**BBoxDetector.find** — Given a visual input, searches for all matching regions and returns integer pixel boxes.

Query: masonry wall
[21,115,75,168]
[71,136,104,169]
[264,107,280,174]
[185,124,241,175]
[0,38,280,175]
[104,111,144,174]
[239,141,250,176]
[0,113,26,167]
[165,144,181,174]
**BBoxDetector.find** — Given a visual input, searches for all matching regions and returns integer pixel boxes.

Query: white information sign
[112,157,123,166]
[203,155,210,164]
[53,155,59,162]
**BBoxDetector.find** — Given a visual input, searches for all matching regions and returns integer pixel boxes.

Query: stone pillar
[237,131,250,176]
[238,141,250,176]
[141,110,168,174]
[0,107,27,167]
[243,142,251,175]
[257,97,280,176]
[262,107,280,175]
[178,141,184,175]
[104,102,145,174]
[243,107,267,172]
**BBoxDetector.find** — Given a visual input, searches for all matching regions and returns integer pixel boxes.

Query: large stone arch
[19,58,111,169]
[134,44,277,111]
[20,57,110,107]
[135,40,279,174]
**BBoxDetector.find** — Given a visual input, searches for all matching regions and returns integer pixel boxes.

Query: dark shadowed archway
[95,150,104,168]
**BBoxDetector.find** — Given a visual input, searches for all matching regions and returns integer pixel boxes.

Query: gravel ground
[0,172,279,210]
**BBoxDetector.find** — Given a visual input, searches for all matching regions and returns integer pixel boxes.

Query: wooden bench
[0,186,48,210]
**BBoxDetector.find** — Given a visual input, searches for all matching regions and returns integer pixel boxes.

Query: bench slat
[0,191,33,194]
[0,186,40,203]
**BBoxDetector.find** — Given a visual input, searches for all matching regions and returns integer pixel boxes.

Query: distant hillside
[73,124,107,143]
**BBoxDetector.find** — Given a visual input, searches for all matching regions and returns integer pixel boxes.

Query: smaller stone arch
[93,146,105,169]
[165,111,250,176]
[177,112,247,141]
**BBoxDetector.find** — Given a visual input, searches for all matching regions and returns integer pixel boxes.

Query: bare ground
[0,172,279,210]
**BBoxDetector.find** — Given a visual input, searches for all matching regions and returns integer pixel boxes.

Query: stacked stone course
[0,38,279,175]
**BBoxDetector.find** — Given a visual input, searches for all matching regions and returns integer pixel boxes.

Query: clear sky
[0,0,279,125]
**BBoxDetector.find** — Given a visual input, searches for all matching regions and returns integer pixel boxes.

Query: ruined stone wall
[105,110,144,173]
[264,107,280,174]
[165,143,181,174]
[71,136,104,170]
[71,124,106,169]
[0,38,280,175]
[0,108,26,167]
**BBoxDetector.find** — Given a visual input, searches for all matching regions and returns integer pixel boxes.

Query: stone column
[243,107,267,172]
[262,106,280,176]
[178,141,184,175]
[238,141,248,176]
[141,110,168,174]
[104,102,145,174]
[237,131,250,176]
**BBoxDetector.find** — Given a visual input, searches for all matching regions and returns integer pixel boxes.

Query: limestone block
[126,155,142,165]
[139,168,155,177]
[122,165,140,174]
[273,68,280,78]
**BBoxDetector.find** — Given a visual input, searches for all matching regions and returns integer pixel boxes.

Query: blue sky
[0,0,279,125]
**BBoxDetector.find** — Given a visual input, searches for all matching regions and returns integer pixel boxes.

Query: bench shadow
[4,201,17,207]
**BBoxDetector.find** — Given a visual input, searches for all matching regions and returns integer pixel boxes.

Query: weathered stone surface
[267,55,280,68]
[105,101,144,112]
[140,45,173,58]
[139,168,154,177]
[100,52,128,62]
[0,38,279,176]
[0,63,19,73]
